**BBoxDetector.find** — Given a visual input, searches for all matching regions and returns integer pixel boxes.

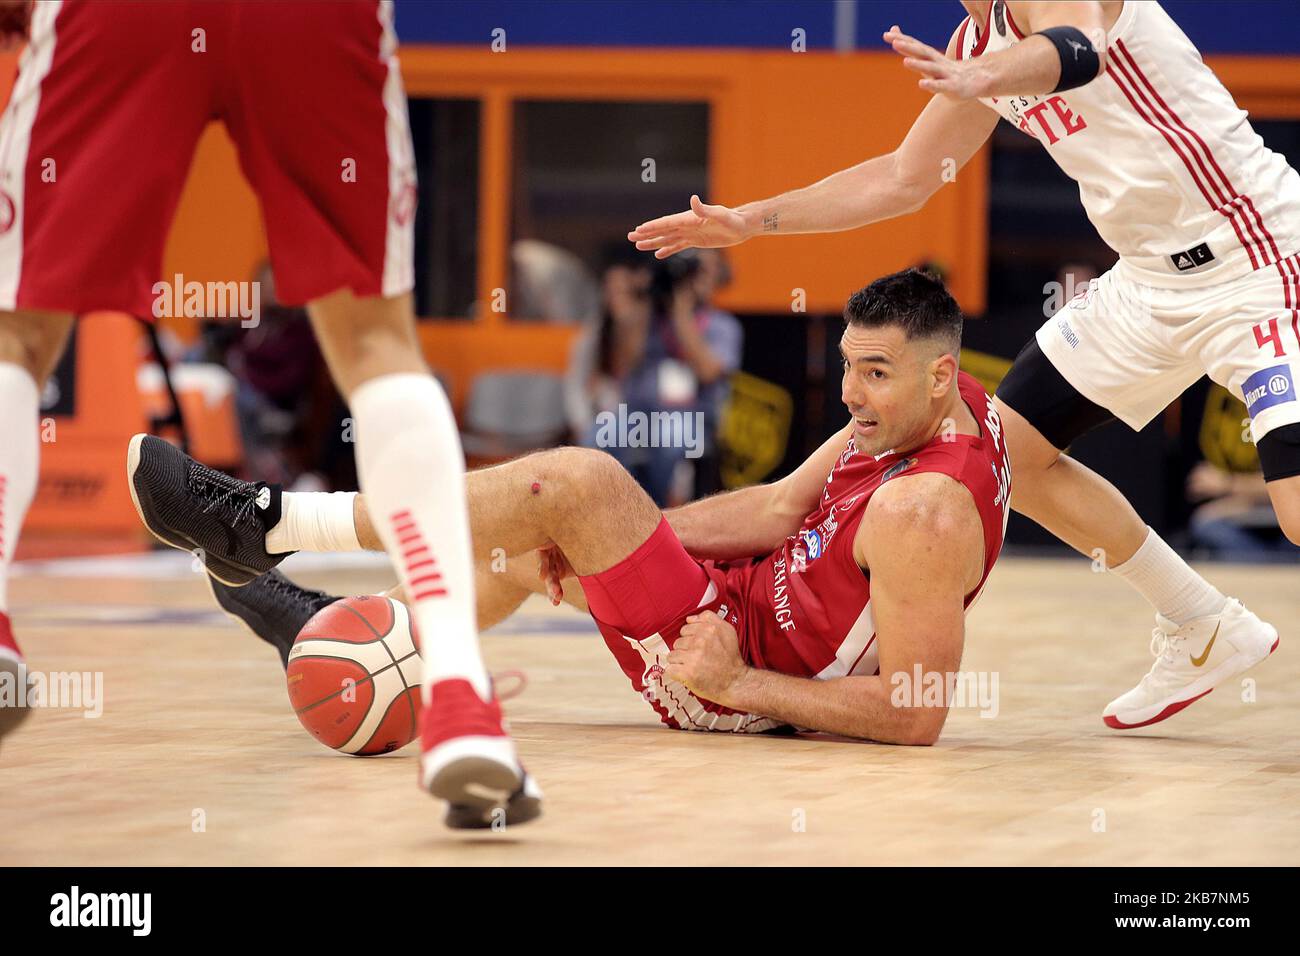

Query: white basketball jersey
[958,0,1300,288]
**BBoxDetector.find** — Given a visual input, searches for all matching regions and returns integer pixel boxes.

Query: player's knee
[523,447,630,521]
[532,446,623,496]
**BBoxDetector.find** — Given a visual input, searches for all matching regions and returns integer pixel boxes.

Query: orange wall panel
[160,123,269,343]
[710,50,987,314]
[396,44,990,316]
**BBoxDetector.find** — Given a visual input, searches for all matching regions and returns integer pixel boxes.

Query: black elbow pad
[1037,25,1102,92]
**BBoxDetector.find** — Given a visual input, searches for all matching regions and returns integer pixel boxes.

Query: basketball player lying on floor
[130,269,1011,743]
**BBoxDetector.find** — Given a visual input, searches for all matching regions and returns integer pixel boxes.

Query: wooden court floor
[2,552,1297,866]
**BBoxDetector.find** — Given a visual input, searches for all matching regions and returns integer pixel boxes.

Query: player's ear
[929,350,958,397]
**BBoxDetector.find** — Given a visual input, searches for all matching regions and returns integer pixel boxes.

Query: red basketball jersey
[714,371,1011,679]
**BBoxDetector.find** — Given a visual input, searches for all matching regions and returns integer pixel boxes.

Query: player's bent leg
[996,397,1144,562]
[466,446,665,573]
[335,444,664,575]
[996,340,1277,729]
[995,336,1151,563]
[0,310,74,746]
[385,550,584,632]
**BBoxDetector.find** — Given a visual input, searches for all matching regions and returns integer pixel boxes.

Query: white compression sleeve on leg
[349,372,489,699]
[0,363,39,612]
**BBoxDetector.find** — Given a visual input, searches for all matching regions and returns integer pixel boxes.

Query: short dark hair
[843,268,962,355]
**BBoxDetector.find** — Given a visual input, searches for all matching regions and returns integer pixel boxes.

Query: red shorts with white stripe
[0,0,415,316]
[578,518,786,734]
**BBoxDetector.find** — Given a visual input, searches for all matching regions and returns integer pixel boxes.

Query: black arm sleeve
[1036,25,1102,92]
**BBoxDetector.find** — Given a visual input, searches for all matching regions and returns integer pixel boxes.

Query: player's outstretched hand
[628,194,752,259]
[884,24,984,100]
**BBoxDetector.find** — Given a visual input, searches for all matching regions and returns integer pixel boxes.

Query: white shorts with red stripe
[1036,256,1300,445]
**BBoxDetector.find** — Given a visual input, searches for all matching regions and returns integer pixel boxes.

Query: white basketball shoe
[1103,598,1279,729]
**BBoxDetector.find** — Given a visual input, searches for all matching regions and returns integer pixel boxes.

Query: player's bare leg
[347,450,658,578]
[0,310,74,746]
[996,398,1278,729]
[993,397,1149,562]
[1264,474,1300,546]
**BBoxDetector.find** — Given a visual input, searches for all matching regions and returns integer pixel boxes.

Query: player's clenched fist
[665,610,748,704]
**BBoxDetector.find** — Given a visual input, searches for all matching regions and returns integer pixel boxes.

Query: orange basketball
[286,595,422,756]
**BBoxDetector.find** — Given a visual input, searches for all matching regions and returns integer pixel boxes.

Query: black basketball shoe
[208,570,341,668]
[127,433,292,586]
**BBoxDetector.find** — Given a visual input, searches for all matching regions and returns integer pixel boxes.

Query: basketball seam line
[291,650,420,716]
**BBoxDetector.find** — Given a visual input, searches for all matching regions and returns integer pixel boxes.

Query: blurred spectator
[565,241,653,441]
[682,248,742,498]
[1186,461,1298,562]
[510,238,600,323]
[571,245,741,506]
[225,262,324,487]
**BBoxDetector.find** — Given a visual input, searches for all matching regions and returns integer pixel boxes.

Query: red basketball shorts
[0,0,416,316]
[578,517,786,734]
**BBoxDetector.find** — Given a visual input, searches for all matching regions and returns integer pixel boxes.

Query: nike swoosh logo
[1190,623,1220,667]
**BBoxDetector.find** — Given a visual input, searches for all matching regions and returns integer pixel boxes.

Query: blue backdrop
[393,1,1300,55]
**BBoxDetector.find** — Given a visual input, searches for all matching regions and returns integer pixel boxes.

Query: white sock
[1109,527,1227,625]
[0,363,39,613]
[350,372,489,700]
[266,491,362,554]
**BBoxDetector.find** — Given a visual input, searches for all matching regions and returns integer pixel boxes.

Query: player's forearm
[733,153,928,238]
[963,34,1071,98]
[665,484,800,561]
[725,669,945,745]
